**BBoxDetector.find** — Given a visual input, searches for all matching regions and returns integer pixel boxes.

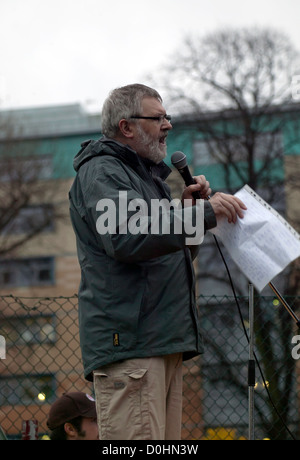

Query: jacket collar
[101,136,172,181]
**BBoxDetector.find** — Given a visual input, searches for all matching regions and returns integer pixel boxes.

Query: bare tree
[0,113,67,258]
[153,27,299,112]
[149,27,300,292]
[150,27,300,195]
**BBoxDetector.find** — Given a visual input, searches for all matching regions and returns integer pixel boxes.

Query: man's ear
[118,118,134,139]
[64,422,78,439]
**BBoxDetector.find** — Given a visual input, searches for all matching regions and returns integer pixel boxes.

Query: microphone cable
[212,233,297,441]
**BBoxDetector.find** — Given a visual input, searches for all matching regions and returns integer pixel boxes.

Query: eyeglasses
[130,115,172,124]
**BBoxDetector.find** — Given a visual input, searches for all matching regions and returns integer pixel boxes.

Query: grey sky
[1,0,300,111]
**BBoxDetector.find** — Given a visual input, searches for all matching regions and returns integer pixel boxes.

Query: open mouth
[159,135,167,145]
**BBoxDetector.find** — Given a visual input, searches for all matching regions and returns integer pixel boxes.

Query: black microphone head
[171,151,187,170]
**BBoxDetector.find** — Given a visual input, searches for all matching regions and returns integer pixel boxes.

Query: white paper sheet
[210,185,300,292]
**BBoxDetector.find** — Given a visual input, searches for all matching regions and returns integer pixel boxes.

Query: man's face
[77,417,99,440]
[67,417,99,440]
[132,97,172,163]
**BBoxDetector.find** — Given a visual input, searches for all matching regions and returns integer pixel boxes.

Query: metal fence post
[248,283,255,440]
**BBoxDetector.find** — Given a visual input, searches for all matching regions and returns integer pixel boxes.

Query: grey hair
[101,83,162,138]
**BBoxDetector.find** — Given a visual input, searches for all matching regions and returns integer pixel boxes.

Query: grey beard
[136,124,167,164]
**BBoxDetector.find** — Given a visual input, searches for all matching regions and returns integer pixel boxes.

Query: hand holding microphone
[171,151,247,224]
[181,175,212,202]
[171,151,211,201]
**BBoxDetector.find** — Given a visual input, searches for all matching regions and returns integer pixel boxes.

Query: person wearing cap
[47,391,99,440]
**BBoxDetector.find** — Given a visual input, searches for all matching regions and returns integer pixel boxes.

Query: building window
[2,314,56,346]
[0,257,54,288]
[0,374,56,406]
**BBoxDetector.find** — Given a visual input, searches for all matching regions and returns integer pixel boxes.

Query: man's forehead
[141,96,165,113]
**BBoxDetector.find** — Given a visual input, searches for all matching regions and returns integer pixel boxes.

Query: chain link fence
[0,293,300,440]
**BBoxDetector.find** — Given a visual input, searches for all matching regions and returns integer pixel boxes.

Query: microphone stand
[268,282,300,329]
[247,281,299,441]
[248,282,300,441]
[248,284,255,440]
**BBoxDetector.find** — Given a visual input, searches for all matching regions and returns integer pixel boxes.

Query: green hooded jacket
[69,137,216,381]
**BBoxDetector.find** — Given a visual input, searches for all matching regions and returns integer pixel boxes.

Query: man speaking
[69,83,246,440]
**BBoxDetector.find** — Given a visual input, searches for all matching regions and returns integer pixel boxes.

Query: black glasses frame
[130,115,172,123]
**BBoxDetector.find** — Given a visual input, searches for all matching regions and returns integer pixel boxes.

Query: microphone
[171,151,201,200]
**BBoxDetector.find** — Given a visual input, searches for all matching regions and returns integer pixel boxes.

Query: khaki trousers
[93,353,183,440]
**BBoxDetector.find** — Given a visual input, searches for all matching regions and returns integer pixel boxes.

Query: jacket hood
[73,136,140,172]
[73,136,172,181]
